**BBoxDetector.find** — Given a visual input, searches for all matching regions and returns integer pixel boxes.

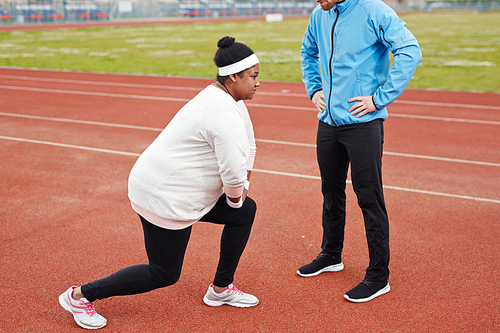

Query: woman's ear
[229,73,238,83]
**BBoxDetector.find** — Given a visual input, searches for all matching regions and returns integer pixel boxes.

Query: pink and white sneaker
[59,286,107,329]
[203,284,259,308]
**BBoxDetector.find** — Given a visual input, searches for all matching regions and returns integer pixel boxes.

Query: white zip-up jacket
[128,85,256,229]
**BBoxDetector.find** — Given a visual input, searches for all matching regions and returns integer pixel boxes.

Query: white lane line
[0,74,204,92]
[0,74,305,98]
[382,185,500,204]
[2,83,500,116]
[390,113,500,125]
[253,168,321,180]
[2,75,500,110]
[3,83,500,127]
[383,151,500,167]
[256,139,316,148]
[249,106,500,125]
[0,136,140,156]
[0,84,314,111]
[1,112,499,168]
[1,135,499,204]
[0,85,190,103]
[2,84,500,125]
[256,138,500,167]
[254,168,500,204]
[392,99,500,111]
[0,112,164,131]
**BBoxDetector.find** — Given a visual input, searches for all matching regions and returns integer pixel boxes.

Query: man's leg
[340,119,390,302]
[317,121,350,256]
[297,121,349,277]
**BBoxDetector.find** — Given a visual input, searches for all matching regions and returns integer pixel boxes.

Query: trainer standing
[297,0,421,302]
[59,36,261,330]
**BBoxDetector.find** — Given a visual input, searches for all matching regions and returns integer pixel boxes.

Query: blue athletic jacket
[301,0,422,127]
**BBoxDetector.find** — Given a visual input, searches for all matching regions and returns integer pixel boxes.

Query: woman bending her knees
[58,36,261,330]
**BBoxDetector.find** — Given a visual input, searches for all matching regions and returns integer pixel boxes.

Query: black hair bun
[217,36,235,48]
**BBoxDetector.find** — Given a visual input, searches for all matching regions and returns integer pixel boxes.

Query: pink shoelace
[82,300,97,316]
[226,285,243,296]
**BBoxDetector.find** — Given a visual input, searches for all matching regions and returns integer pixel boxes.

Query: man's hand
[312,90,326,112]
[348,95,377,118]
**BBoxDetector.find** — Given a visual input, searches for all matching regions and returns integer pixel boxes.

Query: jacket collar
[335,0,355,14]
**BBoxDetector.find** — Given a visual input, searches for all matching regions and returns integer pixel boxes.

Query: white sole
[203,295,259,308]
[296,262,344,277]
[344,283,391,303]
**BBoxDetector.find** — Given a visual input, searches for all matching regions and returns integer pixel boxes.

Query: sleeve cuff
[224,184,244,198]
[372,95,380,110]
[247,155,256,170]
[311,89,322,100]
[226,196,243,209]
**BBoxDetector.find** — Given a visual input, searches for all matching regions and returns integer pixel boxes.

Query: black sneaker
[296,251,344,277]
[344,279,390,303]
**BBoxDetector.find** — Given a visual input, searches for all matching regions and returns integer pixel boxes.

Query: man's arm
[372,15,422,110]
[301,18,323,101]
[349,14,422,117]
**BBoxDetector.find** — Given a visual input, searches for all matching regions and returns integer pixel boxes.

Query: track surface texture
[1,67,499,332]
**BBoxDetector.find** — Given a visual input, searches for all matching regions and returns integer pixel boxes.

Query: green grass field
[1,12,499,92]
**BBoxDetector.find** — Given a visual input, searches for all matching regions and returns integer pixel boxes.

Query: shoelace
[313,252,332,262]
[227,285,243,296]
[82,300,97,316]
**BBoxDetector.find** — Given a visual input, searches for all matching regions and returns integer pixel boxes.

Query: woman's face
[232,64,260,101]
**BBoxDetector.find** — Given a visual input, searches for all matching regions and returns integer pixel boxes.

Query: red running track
[0,67,499,332]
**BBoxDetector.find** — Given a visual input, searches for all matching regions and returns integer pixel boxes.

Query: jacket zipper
[327,9,340,126]
[379,25,393,48]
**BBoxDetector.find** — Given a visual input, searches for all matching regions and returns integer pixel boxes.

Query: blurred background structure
[0,0,498,25]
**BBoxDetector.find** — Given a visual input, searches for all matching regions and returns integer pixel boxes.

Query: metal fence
[0,0,498,25]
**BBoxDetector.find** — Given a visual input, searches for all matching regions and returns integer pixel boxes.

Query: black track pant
[316,119,389,282]
[81,195,256,302]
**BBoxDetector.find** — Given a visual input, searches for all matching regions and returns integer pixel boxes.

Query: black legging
[81,195,256,302]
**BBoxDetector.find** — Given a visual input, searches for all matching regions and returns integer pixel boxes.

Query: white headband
[218,54,259,76]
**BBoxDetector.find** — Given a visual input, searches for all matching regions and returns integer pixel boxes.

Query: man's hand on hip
[348,95,378,118]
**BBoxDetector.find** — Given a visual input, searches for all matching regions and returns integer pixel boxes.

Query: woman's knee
[243,196,257,215]
[224,197,256,228]
[150,266,181,288]
[241,197,257,223]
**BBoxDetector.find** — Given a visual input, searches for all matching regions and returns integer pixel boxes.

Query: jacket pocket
[349,71,364,98]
